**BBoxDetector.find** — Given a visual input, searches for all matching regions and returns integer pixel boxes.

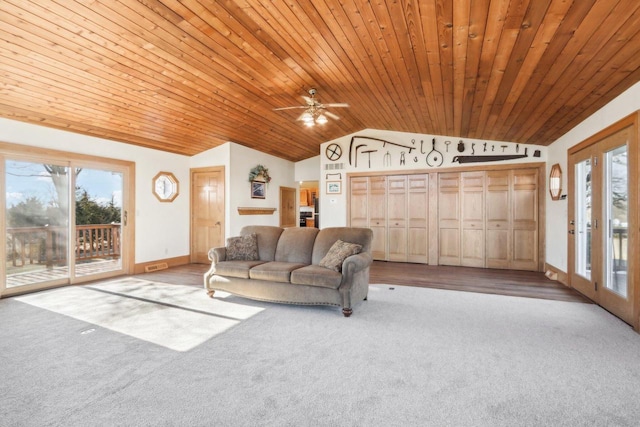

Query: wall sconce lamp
[549,163,562,200]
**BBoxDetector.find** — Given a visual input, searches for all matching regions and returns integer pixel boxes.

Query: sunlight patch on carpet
[15,278,264,352]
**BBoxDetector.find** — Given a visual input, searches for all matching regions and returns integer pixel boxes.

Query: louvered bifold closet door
[511,169,539,271]
[368,176,388,260]
[387,176,408,261]
[486,170,511,269]
[461,172,485,267]
[438,172,461,265]
[407,174,429,263]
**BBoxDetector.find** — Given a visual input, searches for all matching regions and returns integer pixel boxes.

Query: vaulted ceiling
[1,1,639,162]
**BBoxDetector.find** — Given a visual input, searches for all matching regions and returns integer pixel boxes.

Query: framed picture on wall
[251,180,266,199]
[326,181,341,194]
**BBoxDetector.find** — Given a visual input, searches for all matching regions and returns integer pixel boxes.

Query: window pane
[604,146,628,297]
[575,159,591,280]
[74,168,123,277]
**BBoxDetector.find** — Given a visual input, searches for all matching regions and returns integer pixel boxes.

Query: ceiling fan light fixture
[275,89,348,127]
[301,111,314,122]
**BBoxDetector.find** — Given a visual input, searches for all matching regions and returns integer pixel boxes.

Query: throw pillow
[226,233,259,261]
[319,239,362,272]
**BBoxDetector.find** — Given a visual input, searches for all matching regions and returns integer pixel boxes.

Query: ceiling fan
[274,88,349,127]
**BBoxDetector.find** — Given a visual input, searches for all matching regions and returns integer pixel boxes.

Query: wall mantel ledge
[237,207,277,215]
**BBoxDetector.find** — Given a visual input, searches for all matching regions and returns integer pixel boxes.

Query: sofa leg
[207,289,215,298]
[342,307,353,317]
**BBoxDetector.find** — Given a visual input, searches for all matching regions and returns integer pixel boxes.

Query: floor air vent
[145,262,168,273]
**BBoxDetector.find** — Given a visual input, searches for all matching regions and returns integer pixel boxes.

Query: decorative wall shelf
[237,207,277,215]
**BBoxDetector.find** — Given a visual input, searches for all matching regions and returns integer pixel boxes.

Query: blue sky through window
[5,160,122,208]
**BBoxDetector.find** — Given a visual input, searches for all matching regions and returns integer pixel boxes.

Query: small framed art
[326,181,341,194]
[251,180,266,199]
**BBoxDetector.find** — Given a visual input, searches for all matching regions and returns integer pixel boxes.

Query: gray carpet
[2,279,640,426]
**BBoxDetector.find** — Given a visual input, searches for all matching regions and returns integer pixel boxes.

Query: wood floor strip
[140,262,591,304]
[369,261,591,303]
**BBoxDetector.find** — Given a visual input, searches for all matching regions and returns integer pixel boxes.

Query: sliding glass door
[2,149,133,296]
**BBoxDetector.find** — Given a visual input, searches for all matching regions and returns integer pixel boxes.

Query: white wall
[228,143,296,236]
[294,155,320,182]
[0,117,191,264]
[319,129,547,228]
[545,81,640,272]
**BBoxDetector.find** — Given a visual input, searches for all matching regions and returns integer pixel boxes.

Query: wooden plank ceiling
[1,1,639,162]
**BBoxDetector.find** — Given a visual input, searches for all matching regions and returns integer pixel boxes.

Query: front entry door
[191,167,225,264]
[568,124,633,324]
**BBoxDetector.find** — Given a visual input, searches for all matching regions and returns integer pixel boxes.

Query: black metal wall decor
[383,151,391,166]
[348,135,414,165]
[452,148,529,164]
[426,138,443,167]
[354,144,367,167]
[343,134,533,169]
[361,150,377,168]
[325,143,342,161]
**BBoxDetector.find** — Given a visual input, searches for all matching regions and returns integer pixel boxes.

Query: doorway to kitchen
[299,181,318,228]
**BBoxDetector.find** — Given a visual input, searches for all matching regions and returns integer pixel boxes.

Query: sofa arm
[208,247,227,263]
[204,247,226,294]
[341,252,373,280]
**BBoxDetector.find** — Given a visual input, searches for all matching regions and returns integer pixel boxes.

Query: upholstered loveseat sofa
[204,225,373,317]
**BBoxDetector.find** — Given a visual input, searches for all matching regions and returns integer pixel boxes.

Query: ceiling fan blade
[274,106,308,111]
[325,111,340,120]
[302,96,315,106]
[323,103,349,108]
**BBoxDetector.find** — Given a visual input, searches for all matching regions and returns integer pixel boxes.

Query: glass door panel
[574,158,592,281]
[604,145,628,298]
[5,160,70,289]
[73,167,124,278]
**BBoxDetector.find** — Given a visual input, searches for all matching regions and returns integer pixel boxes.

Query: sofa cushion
[215,260,266,279]
[226,233,259,261]
[274,227,319,264]
[319,239,362,272]
[290,265,342,289]
[241,226,283,261]
[312,227,373,264]
[249,262,306,283]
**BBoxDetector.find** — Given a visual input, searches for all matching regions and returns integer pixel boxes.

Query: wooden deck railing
[6,224,121,268]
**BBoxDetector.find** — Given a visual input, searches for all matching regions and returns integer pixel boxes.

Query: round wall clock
[152,171,179,202]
